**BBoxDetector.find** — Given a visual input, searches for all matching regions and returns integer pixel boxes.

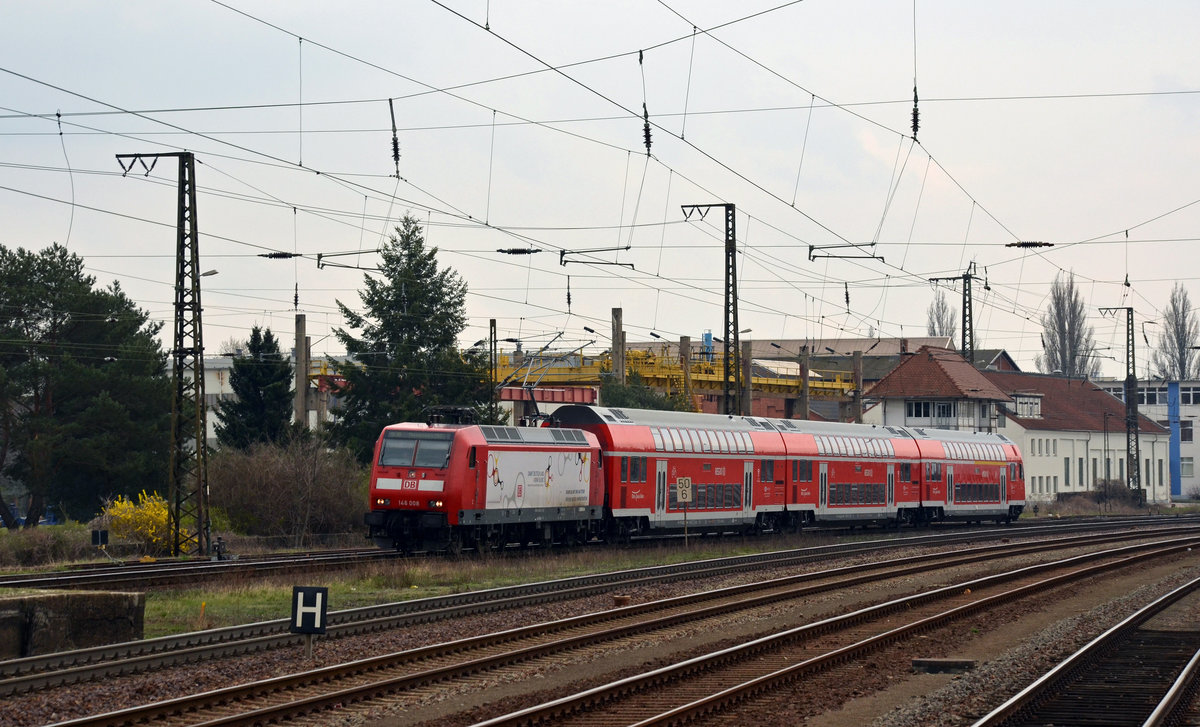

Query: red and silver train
[364,405,1025,552]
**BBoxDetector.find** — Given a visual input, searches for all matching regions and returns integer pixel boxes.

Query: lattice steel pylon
[930,261,983,365]
[118,151,211,557]
[682,203,740,414]
[1101,306,1141,493]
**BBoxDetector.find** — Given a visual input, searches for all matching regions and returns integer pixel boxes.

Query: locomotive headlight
[374,498,390,507]
[429,499,444,508]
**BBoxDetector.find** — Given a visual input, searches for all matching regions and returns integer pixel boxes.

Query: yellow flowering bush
[103,490,175,554]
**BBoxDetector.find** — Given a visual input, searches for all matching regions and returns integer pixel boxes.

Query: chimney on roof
[900,338,908,354]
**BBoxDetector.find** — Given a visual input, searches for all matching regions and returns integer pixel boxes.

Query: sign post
[290,586,329,659]
[676,477,692,547]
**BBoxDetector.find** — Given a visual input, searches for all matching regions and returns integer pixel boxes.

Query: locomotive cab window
[379,430,455,468]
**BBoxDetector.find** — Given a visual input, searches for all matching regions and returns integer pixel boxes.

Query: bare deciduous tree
[1150,283,1200,381]
[1036,271,1100,378]
[926,289,958,342]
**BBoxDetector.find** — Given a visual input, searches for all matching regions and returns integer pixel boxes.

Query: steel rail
[7,522,1196,697]
[7,524,1189,697]
[972,576,1200,727]
[475,538,1200,726]
[47,535,1200,726]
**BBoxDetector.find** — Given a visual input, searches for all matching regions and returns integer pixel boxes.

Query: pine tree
[329,215,497,463]
[215,326,294,449]
[0,244,171,527]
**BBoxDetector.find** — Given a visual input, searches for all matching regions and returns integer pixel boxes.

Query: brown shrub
[208,437,368,546]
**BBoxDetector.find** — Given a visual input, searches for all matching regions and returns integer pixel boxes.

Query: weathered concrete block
[0,591,144,657]
[912,657,976,674]
[0,608,24,659]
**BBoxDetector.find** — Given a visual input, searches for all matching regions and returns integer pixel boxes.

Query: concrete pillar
[741,339,753,416]
[294,314,307,427]
[612,308,625,385]
[852,350,863,423]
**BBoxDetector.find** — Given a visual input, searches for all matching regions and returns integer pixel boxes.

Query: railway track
[4,521,1190,698]
[972,576,1200,727]
[468,536,1200,727]
[2,515,1189,594]
[0,547,395,591]
[39,531,1200,726]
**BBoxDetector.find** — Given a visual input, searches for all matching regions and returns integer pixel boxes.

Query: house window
[1064,457,1070,487]
[935,402,955,419]
[1183,457,1195,479]
[1182,387,1200,405]
[906,401,932,419]
[1184,420,1194,443]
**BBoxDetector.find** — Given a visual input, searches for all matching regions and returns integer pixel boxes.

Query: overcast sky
[3,1,1198,379]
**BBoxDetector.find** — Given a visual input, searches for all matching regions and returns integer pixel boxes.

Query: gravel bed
[0,535,1182,726]
[0,553,875,726]
[872,565,1200,727]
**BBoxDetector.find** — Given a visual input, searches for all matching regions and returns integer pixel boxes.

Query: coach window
[901,462,912,482]
[927,462,942,481]
[621,456,629,482]
[761,459,774,483]
[634,456,648,483]
[651,428,665,452]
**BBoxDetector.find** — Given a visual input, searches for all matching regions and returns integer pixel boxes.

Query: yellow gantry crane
[492,349,855,404]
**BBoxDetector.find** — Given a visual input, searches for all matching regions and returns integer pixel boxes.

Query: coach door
[743,461,754,518]
[946,466,954,504]
[1000,467,1007,504]
[819,462,828,510]
[887,465,894,506]
[656,460,668,520]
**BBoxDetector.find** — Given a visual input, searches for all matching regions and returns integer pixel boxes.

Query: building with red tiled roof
[861,346,1170,504]
[984,370,1169,503]
[863,347,1012,432]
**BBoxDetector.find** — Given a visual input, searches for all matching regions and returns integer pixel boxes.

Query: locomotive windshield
[379,430,455,468]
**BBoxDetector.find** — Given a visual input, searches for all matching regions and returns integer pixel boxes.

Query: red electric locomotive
[364,421,604,553]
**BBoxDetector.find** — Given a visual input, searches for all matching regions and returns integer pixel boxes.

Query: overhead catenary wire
[0,4,1185,359]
